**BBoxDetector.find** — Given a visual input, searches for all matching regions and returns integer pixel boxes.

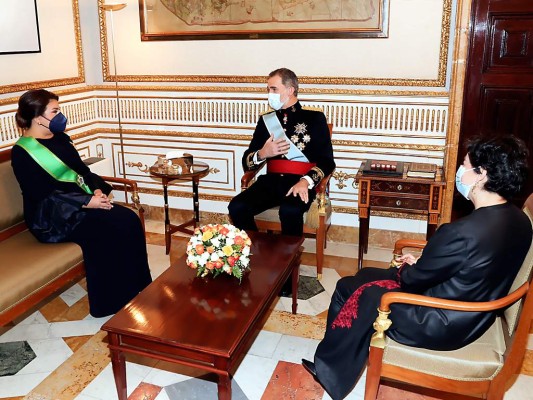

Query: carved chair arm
[379,283,529,313]
[393,239,427,254]
[370,282,529,349]
[315,173,333,213]
[100,175,145,232]
[390,238,428,267]
[240,162,266,191]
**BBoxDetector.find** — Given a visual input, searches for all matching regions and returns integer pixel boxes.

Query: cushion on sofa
[0,159,24,232]
[0,230,83,314]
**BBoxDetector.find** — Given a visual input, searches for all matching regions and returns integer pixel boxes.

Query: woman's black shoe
[301,358,317,378]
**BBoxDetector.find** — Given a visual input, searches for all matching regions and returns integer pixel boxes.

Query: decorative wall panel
[0,89,448,229]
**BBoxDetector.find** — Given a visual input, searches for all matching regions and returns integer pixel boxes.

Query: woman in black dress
[302,135,532,400]
[12,89,152,317]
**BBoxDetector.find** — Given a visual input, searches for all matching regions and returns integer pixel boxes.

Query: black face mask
[42,112,67,134]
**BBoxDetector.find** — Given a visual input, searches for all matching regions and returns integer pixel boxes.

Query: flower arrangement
[186,224,252,281]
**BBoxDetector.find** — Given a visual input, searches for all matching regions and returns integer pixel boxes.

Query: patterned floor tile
[165,375,248,400]
[0,341,36,376]
[261,361,324,400]
[129,382,163,400]
[0,227,531,400]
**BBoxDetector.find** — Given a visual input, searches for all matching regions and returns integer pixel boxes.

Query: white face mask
[455,165,477,200]
[268,93,285,110]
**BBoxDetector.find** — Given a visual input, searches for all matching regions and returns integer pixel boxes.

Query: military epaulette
[260,109,275,116]
[302,106,324,112]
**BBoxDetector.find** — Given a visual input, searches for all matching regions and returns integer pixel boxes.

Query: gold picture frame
[139,0,389,41]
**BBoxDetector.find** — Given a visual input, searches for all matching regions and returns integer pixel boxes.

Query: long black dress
[11,133,152,317]
[313,202,532,400]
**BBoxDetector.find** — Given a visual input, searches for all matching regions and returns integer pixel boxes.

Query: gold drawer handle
[396,200,402,206]
[397,184,403,191]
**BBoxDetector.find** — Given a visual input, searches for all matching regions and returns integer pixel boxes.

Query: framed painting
[139,0,389,41]
[0,0,41,54]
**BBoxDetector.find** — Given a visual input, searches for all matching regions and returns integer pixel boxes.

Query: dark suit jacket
[387,202,532,350]
[242,101,335,186]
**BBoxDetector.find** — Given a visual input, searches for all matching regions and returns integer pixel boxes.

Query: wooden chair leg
[364,346,384,400]
[316,218,325,280]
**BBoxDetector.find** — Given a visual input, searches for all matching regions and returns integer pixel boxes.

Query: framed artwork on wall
[139,0,389,41]
[0,0,41,55]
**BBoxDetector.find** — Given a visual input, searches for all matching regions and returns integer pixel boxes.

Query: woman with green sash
[11,89,152,318]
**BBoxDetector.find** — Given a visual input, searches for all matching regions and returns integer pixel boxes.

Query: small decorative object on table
[406,162,437,179]
[361,160,404,177]
[186,224,252,282]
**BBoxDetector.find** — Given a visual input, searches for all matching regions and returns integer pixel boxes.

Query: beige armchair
[364,193,533,400]
[240,124,334,280]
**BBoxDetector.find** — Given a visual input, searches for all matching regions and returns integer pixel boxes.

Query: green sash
[15,136,93,195]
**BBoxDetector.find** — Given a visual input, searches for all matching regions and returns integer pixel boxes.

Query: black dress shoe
[301,358,317,378]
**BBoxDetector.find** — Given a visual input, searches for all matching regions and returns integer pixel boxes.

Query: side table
[355,162,445,270]
[150,161,210,254]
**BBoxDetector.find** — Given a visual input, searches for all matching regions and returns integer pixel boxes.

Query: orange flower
[219,226,230,236]
[215,261,223,269]
[206,261,215,270]
[227,256,236,266]
[234,236,244,245]
[195,244,205,254]
[207,246,215,254]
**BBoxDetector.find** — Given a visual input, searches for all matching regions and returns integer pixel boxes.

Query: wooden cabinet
[356,162,445,270]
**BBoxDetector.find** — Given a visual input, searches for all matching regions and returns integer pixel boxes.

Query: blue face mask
[455,165,477,200]
[43,112,67,134]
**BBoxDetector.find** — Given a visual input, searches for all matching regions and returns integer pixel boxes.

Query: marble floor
[0,221,532,400]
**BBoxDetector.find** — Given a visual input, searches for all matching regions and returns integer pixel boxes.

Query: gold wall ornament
[89,84,449,97]
[332,206,358,215]
[332,171,358,190]
[126,161,149,173]
[139,188,233,203]
[209,167,220,175]
[331,140,445,152]
[0,0,84,95]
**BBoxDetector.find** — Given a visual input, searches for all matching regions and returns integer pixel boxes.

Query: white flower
[199,252,209,265]
[226,229,236,239]
[242,246,250,256]
[211,237,220,247]
[211,253,220,262]
[223,265,232,273]
[240,256,250,267]
[225,237,234,246]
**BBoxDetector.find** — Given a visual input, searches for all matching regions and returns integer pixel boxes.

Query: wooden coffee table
[102,231,303,400]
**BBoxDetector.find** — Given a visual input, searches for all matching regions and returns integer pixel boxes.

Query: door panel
[453,0,533,218]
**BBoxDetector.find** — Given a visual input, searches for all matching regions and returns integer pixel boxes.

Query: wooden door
[453,0,533,217]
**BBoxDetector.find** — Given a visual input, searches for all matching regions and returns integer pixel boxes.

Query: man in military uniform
[229,68,335,268]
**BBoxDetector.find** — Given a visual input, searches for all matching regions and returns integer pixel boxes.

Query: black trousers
[228,173,315,237]
[314,267,400,400]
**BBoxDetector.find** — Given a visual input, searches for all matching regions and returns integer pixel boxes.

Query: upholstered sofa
[0,148,143,326]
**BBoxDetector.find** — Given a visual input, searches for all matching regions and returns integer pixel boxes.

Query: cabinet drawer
[370,181,430,195]
[369,196,428,211]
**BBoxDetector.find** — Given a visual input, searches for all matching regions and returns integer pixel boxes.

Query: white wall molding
[0,88,448,233]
